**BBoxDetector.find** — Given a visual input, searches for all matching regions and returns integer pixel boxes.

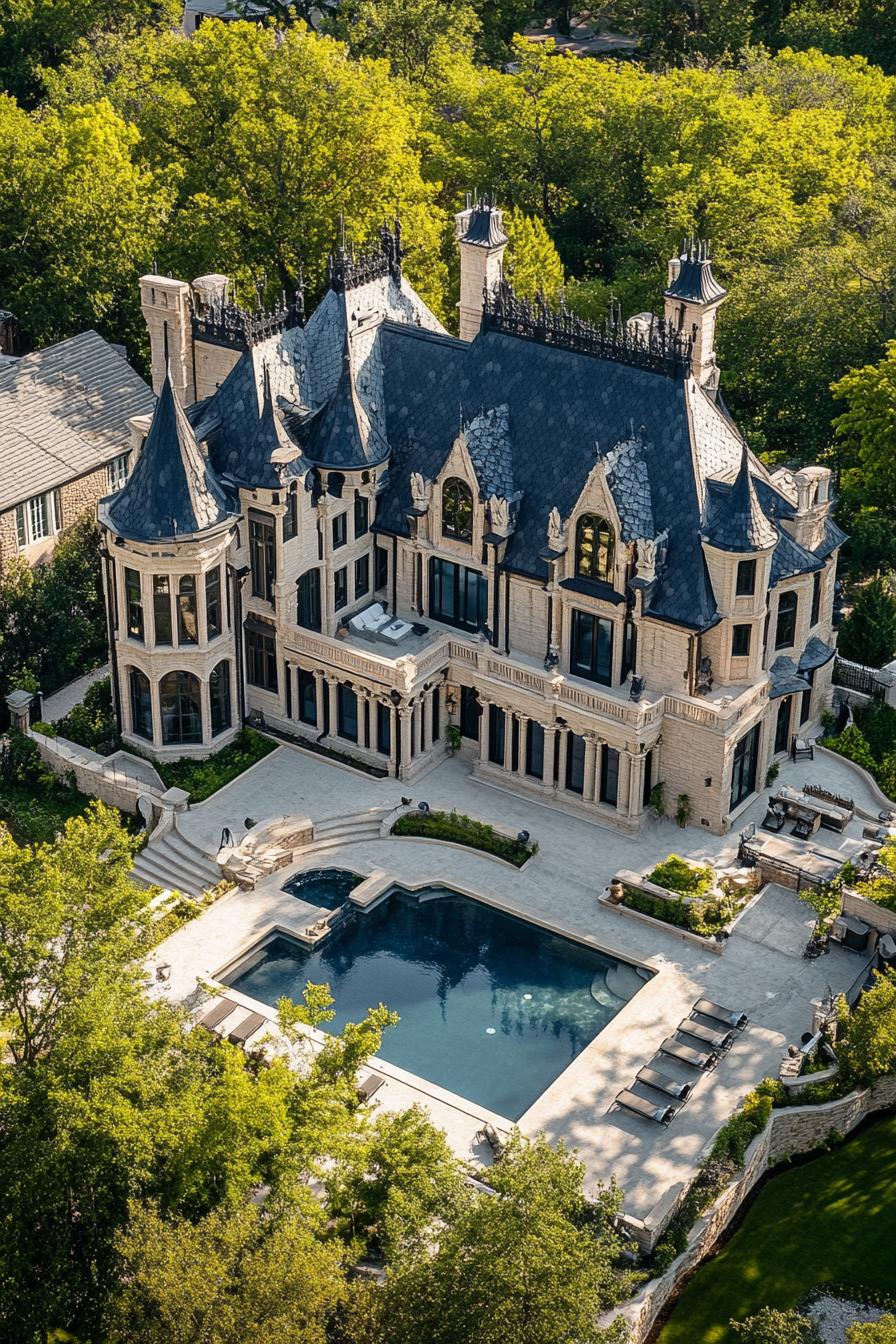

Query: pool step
[132,829,221,900]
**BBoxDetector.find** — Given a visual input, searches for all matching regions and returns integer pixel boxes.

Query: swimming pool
[228,885,649,1119]
[281,867,362,910]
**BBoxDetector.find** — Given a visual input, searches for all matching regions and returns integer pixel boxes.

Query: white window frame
[107,453,129,492]
[16,489,60,548]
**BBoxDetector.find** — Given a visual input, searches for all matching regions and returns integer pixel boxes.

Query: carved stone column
[626,750,643,817]
[503,709,514,772]
[400,704,413,772]
[479,700,491,764]
[618,750,634,815]
[389,703,399,776]
[326,676,338,738]
[313,668,325,730]
[583,734,598,803]
[543,724,558,791]
[516,715,528,777]
[415,695,425,755]
[357,689,370,749]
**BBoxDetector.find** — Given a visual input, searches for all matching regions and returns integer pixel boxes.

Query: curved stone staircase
[132,826,221,899]
[296,806,394,854]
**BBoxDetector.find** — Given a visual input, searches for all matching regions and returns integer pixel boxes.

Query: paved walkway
[157,741,877,1225]
[41,663,109,722]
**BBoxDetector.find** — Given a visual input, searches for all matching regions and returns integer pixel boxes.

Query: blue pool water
[229,885,646,1119]
[281,868,362,910]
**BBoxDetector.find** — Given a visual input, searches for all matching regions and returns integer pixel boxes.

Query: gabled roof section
[665,240,727,305]
[0,330,154,512]
[104,370,233,541]
[462,404,514,498]
[771,527,824,585]
[701,446,778,553]
[605,435,653,541]
[297,342,388,470]
[769,655,810,699]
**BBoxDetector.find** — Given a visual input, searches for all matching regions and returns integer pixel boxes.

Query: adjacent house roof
[103,371,235,542]
[0,331,154,513]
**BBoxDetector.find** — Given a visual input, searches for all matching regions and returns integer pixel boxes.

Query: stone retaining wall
[31,727,173,821]
[842,888,896,937]
[608,1073,896,1342]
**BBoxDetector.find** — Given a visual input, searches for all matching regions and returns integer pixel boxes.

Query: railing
[833,656,885,700]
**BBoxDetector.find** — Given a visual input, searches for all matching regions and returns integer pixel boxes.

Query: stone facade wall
[609,1074,896,1343]
[0,465,114,570]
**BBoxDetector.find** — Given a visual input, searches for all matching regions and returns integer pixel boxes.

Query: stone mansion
[98,204,844,835]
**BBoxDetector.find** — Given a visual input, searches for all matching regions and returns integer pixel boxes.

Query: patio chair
[476,1122,505,1157]
[678,1018,734,1052]
[791,808,820,840]
[356,1072,385,1103]
[614,1088,677,1126]
[791,736,815,762]
[659,1037,719,1071]
[692,998,749,1031]
[227,1011,266,1046]
[762,802,786,833]
[635,1065,694,1102]
[197,997,237,1031]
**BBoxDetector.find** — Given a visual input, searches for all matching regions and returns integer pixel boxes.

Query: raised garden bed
[391,808,537,867]
[155,728,278,803]
[606,855,759,943]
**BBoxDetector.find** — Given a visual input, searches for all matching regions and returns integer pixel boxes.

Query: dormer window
[576,515,614,582]
[442,478,473,542]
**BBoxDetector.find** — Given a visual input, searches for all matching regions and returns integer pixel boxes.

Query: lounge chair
[614,1088,677,1126]
[659,1037,719,1071]
[227,1011,266,1045]
[791,808,820,840]
[356,1072,385,1102]
[379,618,414,645]
[762,802,786,833]
[636,1065,694,1102]
[197,997,237,1031]
[692,998,749,1031]
[476,1122,505,1156]
[678,1019,734,1052]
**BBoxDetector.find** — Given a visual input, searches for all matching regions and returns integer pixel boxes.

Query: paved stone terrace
[158,741,880,1225]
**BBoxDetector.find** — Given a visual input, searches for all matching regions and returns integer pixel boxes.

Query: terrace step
[132,830,221,899]
[296,807,393,853]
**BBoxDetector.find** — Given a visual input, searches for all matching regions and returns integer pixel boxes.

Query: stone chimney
[139,274,195,405]
[663,239,727,395]
[455,194,508,342]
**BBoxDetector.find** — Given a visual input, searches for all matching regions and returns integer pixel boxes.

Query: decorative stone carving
[635,528,669,583]
[629,675,645,703]
[409,471,432,511]
[547,507,566,552]
[695,656,714,696]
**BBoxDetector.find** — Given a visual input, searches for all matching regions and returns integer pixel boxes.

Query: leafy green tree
[731,1306,821,1343]
[380,1133,632,1344]
[834,341,896,522]
[632,0,756,63]
[326,0,479,85]
[838,970,896,1082]
[836,578,896,669]
[503,205,564,300]
[849,1316,896,1343]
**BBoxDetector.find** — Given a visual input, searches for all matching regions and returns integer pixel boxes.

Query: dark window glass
[332,513,347,550]
[334,566,348,612]
[730,723,760,809]
[298,668,317,726]
[600,746,619,807]
[153,575,171,645]
[246,628,277,691]
[575,514,614,582]
[429,556,487,632]
[125,567,144,641]
[354,554,370,601]
[159,670,202,745]
[642,750,653,807]
[297,569,322,631]
[460,686,480,739]
[488,705,505,765]
[431,687,440,741]
[129,667,152,740]
[210,660,231,735]
[177,575,198,645]
[570,610,613,686]
[800,668,815,725]
[811,570,822,627]
[736,559,756,596]
[565,732,586,794]
[283,488,298,542]
[375,545,389,591]
[337,683,358,741]
[621,618,636,681]
[731,624,751,658]
[328,472,345,499]
[250,515,276,601]
[775,591,798,649]
[205,567,222,640]
[354,493,369,539]
[377,701,391,755]
[442,477,473,541]
[774,696,791,755]
[526,720,544,779]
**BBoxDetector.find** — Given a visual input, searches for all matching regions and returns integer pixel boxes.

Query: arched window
[442,478,474,542]
[775,591,798,649]
[209,661,231,736]
[576,515,614,582]
[159,670,202,745]
[129,667,153,740]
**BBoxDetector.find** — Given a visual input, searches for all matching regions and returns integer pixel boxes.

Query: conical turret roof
[701,445,777,553]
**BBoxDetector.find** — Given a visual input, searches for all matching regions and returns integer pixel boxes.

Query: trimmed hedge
[392,808,536,867]
[648,854,714,897]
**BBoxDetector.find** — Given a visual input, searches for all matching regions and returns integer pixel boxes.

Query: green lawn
[659,1112,896,1344]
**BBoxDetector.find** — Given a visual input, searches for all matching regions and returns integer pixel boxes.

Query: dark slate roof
[799,636,835,672]
[458,204,508,248]
[770,527,825,586]
[294,346,388,470]
[768,655,810,699]
[701,447,778,553]
[815,515,848,561]
[104,371,234,541]
[375,322,718,629]
[664,242,727,305]
[463,404,514,498]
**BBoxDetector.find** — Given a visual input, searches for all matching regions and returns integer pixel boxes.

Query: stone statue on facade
[409,471,432,511]
[547,506,566,552]
[695,655,714,696]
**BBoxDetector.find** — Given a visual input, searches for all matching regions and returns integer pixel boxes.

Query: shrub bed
[826,705,896,800]
[155,728,278,803]
[392,808,537,867]
[622,887,733,938]
[52,675,118,754]
[647,854,714,897]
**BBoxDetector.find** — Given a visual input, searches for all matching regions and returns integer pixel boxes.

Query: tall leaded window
[775,591,798,649]
[354,554,370,601]
[250,514,275,601]
[297,569,322,631]
[205,567,222,640]
[375,545,389,591]
[736,558,756,596]
[600,746,619,807]
[811,570,822,627]
[124,567,144,642]
[209,660,231,736]
[565,732,586,794]
[429,556,487,632]
[526,721,544,780]
[334,566,348,612]
[332,513,347,550]
[337,683,358,741]
[575,515,614,582]
[16,489,60,548]
[570,610,613,686]
[283,488,298,542]
[159,670,202,745]
[246,627,277,691]
[298,667,317,726]
[177,575,198,644]
[730,723,760,810]
[442,478,473,542]
[354,493,369,539]
[153,576,172,645]
[129,667,152,740]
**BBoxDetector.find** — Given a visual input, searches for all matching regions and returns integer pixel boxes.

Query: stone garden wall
[608,1073,896,1343]
[31,726,172,821]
